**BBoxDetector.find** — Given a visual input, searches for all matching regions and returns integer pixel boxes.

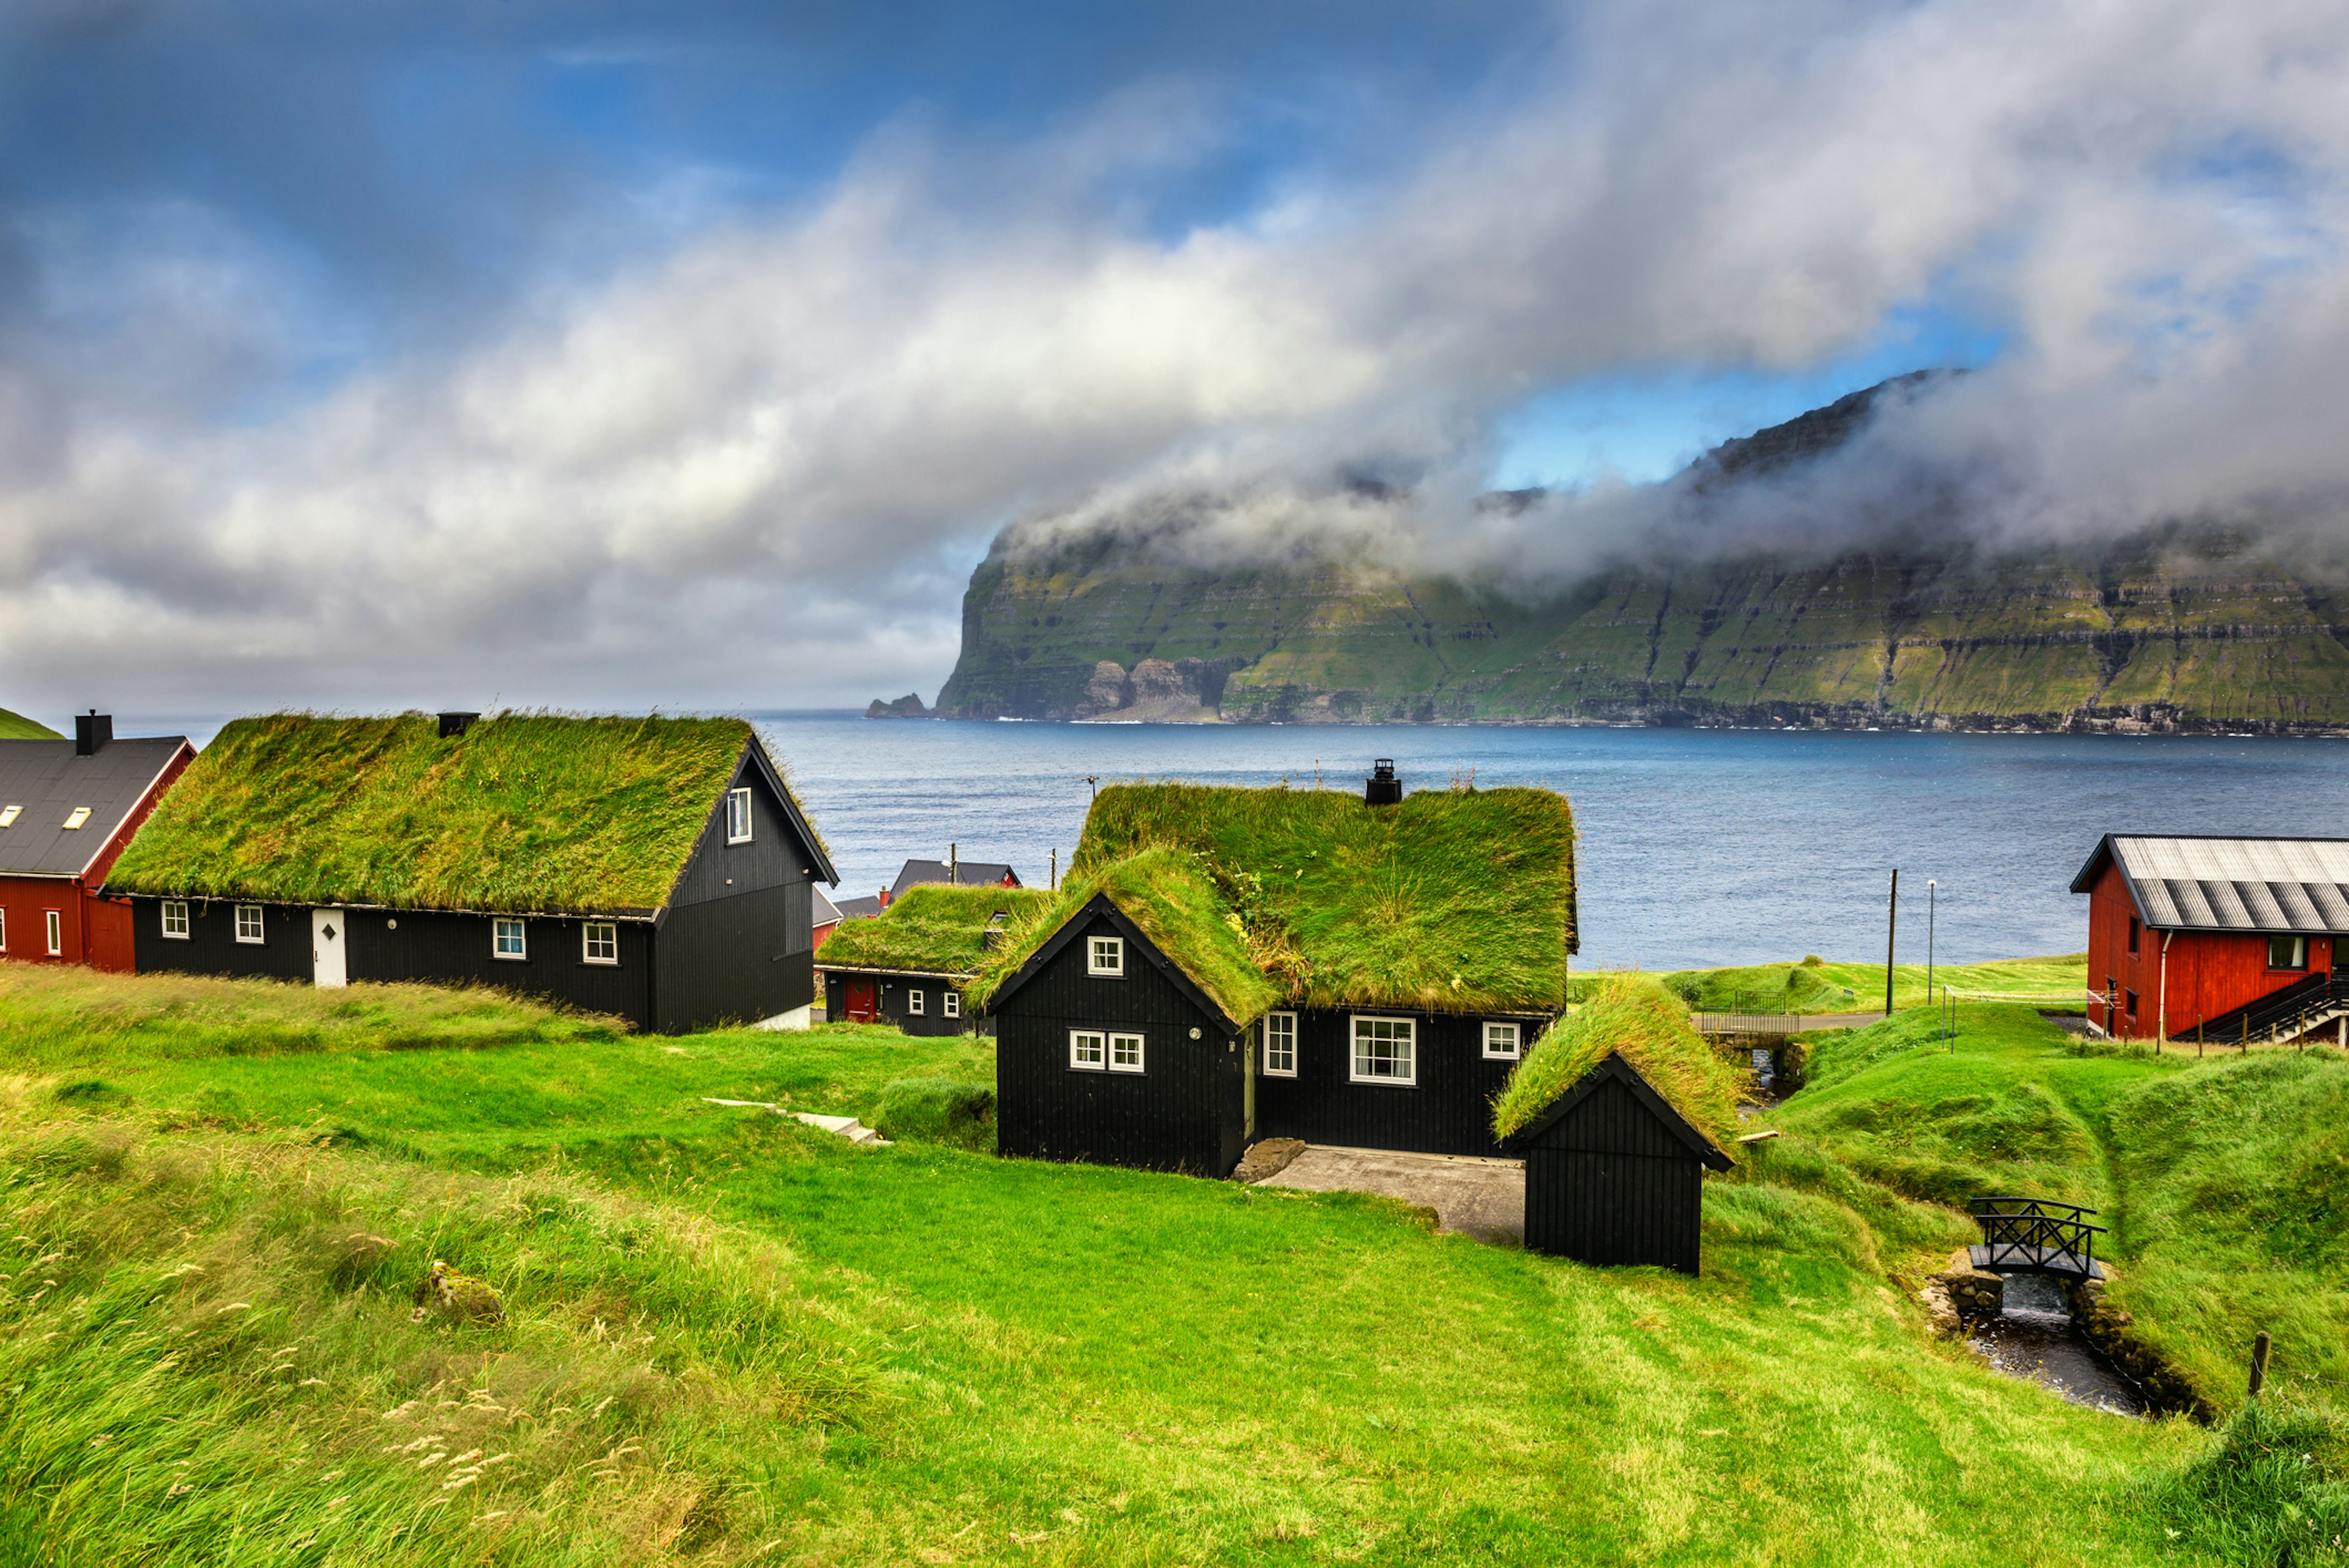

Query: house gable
[984,892,1243,1035]
[1505,1052,1734,1170]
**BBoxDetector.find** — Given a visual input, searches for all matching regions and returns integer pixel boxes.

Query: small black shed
[1505,1051,1732,1274]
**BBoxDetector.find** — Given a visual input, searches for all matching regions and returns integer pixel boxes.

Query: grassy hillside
[0,708,59,740]
[1608,953,2088,1014]
[1,965,2324,1564]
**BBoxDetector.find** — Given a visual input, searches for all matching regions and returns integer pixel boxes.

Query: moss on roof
[105,712,784,913]
[1491,977,1744,1150]
[1067,781,1577,1013]
[967,847,1283,1027]
[817,884,1053,976]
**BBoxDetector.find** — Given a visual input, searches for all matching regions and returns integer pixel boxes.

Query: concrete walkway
[1257,1145,1524,1243]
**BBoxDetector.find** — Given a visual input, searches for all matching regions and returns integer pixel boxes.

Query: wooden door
[311,908,349,988]
[844,978,877,1023]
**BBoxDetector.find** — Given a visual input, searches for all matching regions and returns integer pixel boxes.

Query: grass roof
[105,712,781,914]
[1067,781,1577,1013]
[817,884,1053,977]
[1491,977,1745,1150]
[967,846,1283,1027]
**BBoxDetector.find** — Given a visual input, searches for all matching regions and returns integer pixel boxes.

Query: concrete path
[1258,1145,1524,1243]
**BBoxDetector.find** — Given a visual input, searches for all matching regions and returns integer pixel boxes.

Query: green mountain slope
[0,708,60,739]
[926,385,2349,732]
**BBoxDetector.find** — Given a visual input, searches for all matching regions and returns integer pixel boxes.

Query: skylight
[62,807,91,830]
[0,805,17,827]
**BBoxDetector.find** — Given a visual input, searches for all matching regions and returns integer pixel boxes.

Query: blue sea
[755,716,2349,972]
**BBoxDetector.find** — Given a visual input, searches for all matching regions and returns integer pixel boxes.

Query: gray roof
[0,737,191,878]
[812,887,844,926]
[831,894,884,920]
[890,857,1020,895]
[2074,835,2349,933]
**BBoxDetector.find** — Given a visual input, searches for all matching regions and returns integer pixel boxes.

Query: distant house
[0,714,194,972]
[818,884,1049,1035]
[892,857,1022,895]
[104,712,837,1034]
[811,887,847,950]
[2073,834,2349,1044]
[830,893,885,921]
[971,769,1578,1175]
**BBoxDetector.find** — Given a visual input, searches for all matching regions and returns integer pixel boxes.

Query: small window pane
[2269,934,2308,970]
[1263,1013,1296,1076]
[161,901,190,939]
[908,989,925,1015]
[1069,1030,1105,1069]
[727,787,753,843]
[1109,1032,1145,1072]
[1351,1016,1416,1084]
[494,919,527,959]
[0,909,6,950]
[1483,1021,1521,1059]
[235,906,264,944]
[1088,936,1123,976]
[943,991,960,1018]
[45,910,62,956]
[584,922,618,964]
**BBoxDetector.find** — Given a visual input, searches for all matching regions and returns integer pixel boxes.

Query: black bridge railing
[1966,1196,2106,1279]
[2189,972,2349,1049]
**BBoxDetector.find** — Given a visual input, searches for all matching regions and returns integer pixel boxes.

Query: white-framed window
[1350,1015,1417,1085]
[1483,1021,1522,1060]
[1108,1032,1145,1073]
[234,905,264,944]
[583,922,618,964]
[61,807,90,830]
[161,901,190,939]
[1069,1029,1106,1070]
[943,990,960,1018]
[0,804,18,827]
[908,988,925,1015]
[1262,1011,1297,1076]
[1088,935,1124,977]
[0,908,7,950]
[727,786,753,844]
[493,918,527,960]
[44,910,62,956]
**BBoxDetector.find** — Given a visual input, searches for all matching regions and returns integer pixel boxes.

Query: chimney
[1365,758,1401,806]
[438,711,481,739]
[74,711,112,756]
[982,908,1009,951]
[878,886,891,911]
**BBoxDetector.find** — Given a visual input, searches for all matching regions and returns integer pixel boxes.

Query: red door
[844,980,877,1023]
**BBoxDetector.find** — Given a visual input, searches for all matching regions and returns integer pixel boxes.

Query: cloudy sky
[4,0,2345,726]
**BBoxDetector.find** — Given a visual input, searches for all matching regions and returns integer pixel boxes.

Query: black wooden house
[974,771,1579,1176]
[103,712,837,1034]
[817,882,1047,1035]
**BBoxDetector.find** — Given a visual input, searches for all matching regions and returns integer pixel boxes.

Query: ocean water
[757,716,2349,972]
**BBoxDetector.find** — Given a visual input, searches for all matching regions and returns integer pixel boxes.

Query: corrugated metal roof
[0,737,189,878]
[2102,836,2349,933]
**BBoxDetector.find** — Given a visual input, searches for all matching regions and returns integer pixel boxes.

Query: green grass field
[1595,954,2090,1014]
[1,963,2339,1565]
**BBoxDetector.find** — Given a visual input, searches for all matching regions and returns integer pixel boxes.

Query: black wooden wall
[1253,1008,1544,1158]
[995,910,1245,1176]
[651,755,820,1033]
[822,970,986,1036]
[351,908,655,1027]
[1521,1074,1707,1274]
[127,896,310,983]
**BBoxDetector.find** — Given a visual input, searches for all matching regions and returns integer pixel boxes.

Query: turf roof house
[0,714,195,973]
[103,713,837,1033]
[818,883,1049,1034]
[971,767,1578,1176]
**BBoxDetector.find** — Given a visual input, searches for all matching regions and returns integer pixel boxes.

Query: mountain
[919,382,2349,733]
[0,708,61,740]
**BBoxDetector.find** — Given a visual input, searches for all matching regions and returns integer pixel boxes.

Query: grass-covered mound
[817,884,1052,976]
[0,1098,872,1563]
[1632,955,2088,1015]
[1070,780,1575,1012]
[106,712,811,913]
[872,1077,996,1150]
[1492,977,1743,1146]
[0,706,59,740]
[968,847,1280,1024]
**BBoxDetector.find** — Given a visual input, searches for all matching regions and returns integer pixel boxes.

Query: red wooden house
[2071,834,2349,1045]
[0,714,194,973]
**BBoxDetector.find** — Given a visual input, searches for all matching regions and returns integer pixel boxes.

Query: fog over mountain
[1,0,2346,717]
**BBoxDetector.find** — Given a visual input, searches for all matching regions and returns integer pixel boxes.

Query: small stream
[1966,1274,2149,1416]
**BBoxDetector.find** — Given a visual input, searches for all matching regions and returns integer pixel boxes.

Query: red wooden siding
[0,741,191,975]
[2086,858,2330,1040]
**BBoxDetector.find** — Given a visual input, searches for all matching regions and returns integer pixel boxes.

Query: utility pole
[1926,879,1937,1004]
[949,842,958,885]
[1050,848,1058,890]
[1885,868,1899,1016]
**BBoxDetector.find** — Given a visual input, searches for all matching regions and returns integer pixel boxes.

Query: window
[943,990,960,1018]
[61,807,90,830]
[2269,934,2309,971]
[1070,1029,1106,1070]
[908,988,925,1015]
[44,911,62,956]
[583,922,618,964]
[2124,989,2139,1016]
[1483,1021,1522,1060]
[2127,915,2140,955]
[493,918,527,960]
[0,805,17,827]
[162,901,190,939]
[1108,1032,1145,1073]
[233,905,264,944]
[0,909,7,950]
[727,786,753,844]
[1087,935,1124,977]
[1261,1011,1297,1076]
[1351,1016,1417,1085]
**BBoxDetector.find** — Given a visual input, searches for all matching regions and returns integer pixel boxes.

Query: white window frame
[1088,935,1124,977]
[908,988,925,1015]
[726,786,753,845]
[0,805,18,827]
[234,905,264,944]
[161,901,190,940]
[1069,1029,1106,1070]
[61,807,90,830]
[1261,1011,1297,1077]
[1349,1015,1417,1086]
[943,990,960,1018]
[1108,1032,1145,1073]
[44,909,62,956]
[492,917,528,961]
[0,908,7,950]
[582,921,619,965]
[1483,1020,1522,1060]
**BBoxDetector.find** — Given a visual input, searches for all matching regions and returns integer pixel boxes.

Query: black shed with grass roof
[817,883,1049,1035]
[1505,1052,1732,1274]
[102,712,837,1034]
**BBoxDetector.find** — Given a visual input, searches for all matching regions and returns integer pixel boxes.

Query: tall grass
[1491,977,1745,1145]
[817,884,1052,977]
[2148,1397,2349,1563]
